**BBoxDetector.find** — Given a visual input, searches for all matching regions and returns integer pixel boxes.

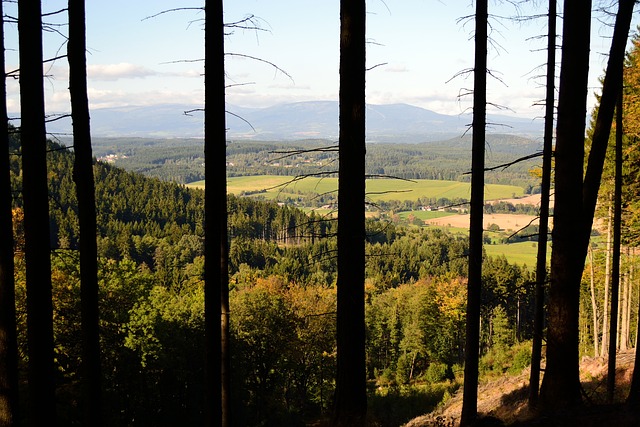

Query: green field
[484,241,551,267]
[188,175,525,202]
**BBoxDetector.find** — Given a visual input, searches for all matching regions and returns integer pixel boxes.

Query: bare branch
[142,8,203,21]
[226,53,294,82]
[367,62,388,72]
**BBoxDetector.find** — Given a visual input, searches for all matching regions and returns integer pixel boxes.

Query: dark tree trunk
[68,1,102,424]
[204,1,230,426]
[607,85,623,403]
[529,0,556,409]
[539,0,591,411]
[334,0,367,425]
[0,1,19,424]
[627,246,640,406]
[18,0,56,425]
[460,0,487,425]
[581,0,635,249]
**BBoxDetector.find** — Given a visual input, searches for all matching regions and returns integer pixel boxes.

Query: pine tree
[460,0,487,424]
[0,1,19,423]
[334,0,367,424]
[204,1,230,426]
[68,0,102,423]
[18,0,57,424]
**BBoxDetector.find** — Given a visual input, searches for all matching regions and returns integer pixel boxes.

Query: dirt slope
[404,350,638,427]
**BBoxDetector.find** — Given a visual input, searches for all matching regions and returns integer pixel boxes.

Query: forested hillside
[83,134,542,191]
[5,135,546,426]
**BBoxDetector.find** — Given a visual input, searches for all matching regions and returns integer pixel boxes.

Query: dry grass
[403,350,639,427]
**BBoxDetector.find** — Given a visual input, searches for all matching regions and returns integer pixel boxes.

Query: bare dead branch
[226,53,294,82]
[367,62,388,72]
[142,8,203,21]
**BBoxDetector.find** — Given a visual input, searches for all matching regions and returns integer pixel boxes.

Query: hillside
[79,134,542,190]
[406,351,638,427]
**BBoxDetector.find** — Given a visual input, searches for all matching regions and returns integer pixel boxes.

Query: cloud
[384,65,409,73]
[84,88,203,110]
[87,63,158,81]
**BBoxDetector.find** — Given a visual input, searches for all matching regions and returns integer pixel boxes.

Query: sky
[3,1,639,122]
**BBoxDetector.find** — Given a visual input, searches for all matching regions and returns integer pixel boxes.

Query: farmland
[187,174,526,203]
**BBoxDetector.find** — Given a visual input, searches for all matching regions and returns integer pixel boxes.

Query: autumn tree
[0,1,19,424]
[204,1,230,426]
[334,0,367,425]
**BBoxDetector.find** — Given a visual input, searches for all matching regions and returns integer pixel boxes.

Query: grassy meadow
[188,175,526,203]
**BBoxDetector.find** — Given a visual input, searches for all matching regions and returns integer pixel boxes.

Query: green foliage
[424,362,453,384]
[9,138,543,425]
[368,382,459,427]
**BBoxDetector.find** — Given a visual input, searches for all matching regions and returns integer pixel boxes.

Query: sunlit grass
[187,175,526,203]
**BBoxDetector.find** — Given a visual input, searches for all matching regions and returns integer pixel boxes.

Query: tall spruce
[68,0,103,424]
[607,85,624,403]
[529,0,556,408]
[460,0,487,425]
[18,0,57,424]
[334,0,367,425]
[204,1,230,426]
[540,0,634,410]
[538,0,592,409]
[0,1,19,424]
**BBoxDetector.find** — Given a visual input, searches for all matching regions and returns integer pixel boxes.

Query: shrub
[425,362,451,383]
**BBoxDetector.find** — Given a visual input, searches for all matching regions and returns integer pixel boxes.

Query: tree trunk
[334,0,367,425]
[581,0,635,253]
[627,246,640,407]
[589,245,600,358]
[602,210,612,357]
[0,1,19,423]
[529,0,556,408]
[460,1,487,425]
[68,0,102,424]
[204,1,230,426]
[607,87,623,403]
[538,0,591,411]
[18,0,57,424]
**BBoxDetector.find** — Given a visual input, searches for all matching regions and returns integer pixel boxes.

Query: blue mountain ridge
[44,101,544,142]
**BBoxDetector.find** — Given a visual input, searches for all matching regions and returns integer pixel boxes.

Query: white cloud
[87,63,158,81]
[85,88,203,109]
[383,65,409,73]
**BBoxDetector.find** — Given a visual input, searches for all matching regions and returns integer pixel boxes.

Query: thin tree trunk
[529,0,556,409]
[539,0,591,411]
[602,205,612,357]
[18,0,57,424]
[334,0,367,425]
[607,87,623,403]
[68,0,102,424]
[589,245,600,358]
[626,247,640,407]
[623,248,632,350]
[0,0,19,423]
[204,1,230,426]
[460,1,487,425]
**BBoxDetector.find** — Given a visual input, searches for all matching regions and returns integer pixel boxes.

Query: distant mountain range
[44,101,545,142]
